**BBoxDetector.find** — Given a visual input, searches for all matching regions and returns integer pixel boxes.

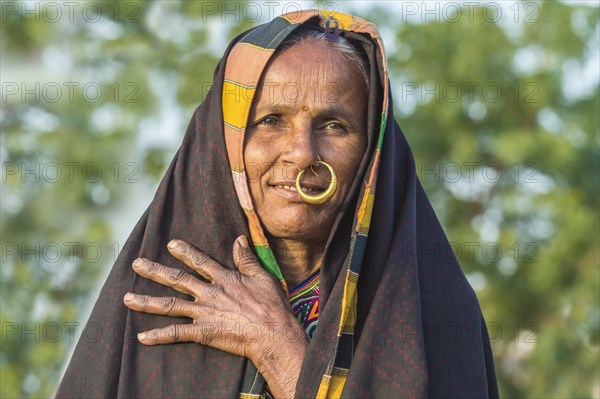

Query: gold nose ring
[295,157,337,205]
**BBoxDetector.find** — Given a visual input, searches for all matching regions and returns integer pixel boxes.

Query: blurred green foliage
[1,1,598,397]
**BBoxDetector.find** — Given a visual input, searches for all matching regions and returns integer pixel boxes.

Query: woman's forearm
[253,319,309,399]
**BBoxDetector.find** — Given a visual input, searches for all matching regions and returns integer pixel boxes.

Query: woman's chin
[263,215,332,242]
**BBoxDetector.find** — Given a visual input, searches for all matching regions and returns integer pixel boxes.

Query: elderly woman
[56,10,498,399]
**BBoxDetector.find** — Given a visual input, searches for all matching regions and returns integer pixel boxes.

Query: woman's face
[244,41,368,243]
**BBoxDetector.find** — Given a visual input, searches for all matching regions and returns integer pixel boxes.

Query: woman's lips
[273,184,318,193]
[269,183,325,202]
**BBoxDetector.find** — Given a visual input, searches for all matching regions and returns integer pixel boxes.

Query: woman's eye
[324,122,345,131]
[260,116,278,126]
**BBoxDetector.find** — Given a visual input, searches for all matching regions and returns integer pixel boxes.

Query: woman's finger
[123,292,197,318]
[167,240,227,282]
[131,258,203,297]
[233,235,267,277]
[136,323,215,346]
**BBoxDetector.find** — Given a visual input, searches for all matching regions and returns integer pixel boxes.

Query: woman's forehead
[265,42,349,79]
[253,43,366,107]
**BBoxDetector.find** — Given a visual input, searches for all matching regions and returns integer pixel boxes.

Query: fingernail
[168,240,179,250]
[132,258,143,268]
[138,332,147,341]
[124,292,134,302]
[238,235,249,249]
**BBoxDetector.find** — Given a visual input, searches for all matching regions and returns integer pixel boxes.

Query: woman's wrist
[251,313,309,399]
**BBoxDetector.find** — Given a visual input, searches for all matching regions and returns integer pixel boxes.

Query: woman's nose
[281,123,318,171]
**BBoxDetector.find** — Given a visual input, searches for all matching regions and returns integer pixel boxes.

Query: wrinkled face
[244,42,368,243]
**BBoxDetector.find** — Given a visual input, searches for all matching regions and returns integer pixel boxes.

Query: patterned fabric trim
[261,272,320,398]
[289,271,320,339]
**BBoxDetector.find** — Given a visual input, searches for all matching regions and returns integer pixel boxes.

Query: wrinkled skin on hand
[123,235,308,399]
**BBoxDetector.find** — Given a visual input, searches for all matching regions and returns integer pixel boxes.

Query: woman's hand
[123,235,308,399]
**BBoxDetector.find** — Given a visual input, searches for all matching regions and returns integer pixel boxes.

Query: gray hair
[278,29,370,91]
